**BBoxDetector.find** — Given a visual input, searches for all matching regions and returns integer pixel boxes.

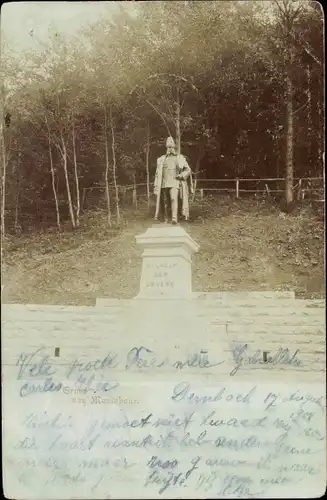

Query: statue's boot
[163,199,169,224]
[171,188,178,225]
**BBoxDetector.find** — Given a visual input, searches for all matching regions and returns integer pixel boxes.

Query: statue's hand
[176,174,183,180]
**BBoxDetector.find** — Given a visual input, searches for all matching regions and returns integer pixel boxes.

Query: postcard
[1,1,325,498]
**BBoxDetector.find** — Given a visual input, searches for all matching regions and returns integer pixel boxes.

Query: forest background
[0,0,324,233]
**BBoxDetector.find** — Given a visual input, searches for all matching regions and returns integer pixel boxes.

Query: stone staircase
[3,290,325,383]
[196,292,325,379]
[2,225,325,383]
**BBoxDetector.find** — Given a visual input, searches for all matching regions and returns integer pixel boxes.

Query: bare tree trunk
[192,143,204,202]
[14,181,20,234]
[109,107,120,222]
[318,98,323,173]
[56,94,75,228]
[14,151,22,234]
[132,173,138,209]
[14,191,19,233]
[276,143,280,178]
[71,110,80,228]
[145,121,151,206]
[60,132,76,228]
[0,121,7,236]
[274,0,302,206]
[46,119,61,231]
[175,83,181,154]
[305,64,312,173]
[285,48,294,205]
[104,106,112,227]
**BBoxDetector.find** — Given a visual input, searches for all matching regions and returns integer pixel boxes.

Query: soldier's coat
[154,154,193,220]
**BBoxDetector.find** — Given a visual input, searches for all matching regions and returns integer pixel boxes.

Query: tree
[1,0,323,233]
[273,0,303,204]
[0,46,18,235]
[45,113,61,230]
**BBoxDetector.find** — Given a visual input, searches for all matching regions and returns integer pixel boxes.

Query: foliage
[0,0,323,233]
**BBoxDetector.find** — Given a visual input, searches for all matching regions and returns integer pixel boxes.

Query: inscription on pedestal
[136,225,199,297]
[145,261,178,290]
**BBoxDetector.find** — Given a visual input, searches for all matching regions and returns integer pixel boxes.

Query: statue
[154,137,193,224]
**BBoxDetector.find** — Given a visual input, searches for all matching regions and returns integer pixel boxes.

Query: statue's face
[167,146,175,155]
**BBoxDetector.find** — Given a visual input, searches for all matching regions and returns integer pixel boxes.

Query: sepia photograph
[1,1,325,498]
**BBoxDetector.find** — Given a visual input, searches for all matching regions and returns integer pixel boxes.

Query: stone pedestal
[3,215,326,500]
[135,224,199,299]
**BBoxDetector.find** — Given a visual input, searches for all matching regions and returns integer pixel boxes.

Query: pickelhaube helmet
[166,136,175,148]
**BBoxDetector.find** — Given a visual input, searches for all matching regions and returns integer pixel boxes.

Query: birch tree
[1,0,323,232]
[273,0,305,205]
[0,101,9,236]
[0,48,16,236]
[103,104,112,227]
[109,106,120,222]
[45,114,61,230]
[145,121,151,205]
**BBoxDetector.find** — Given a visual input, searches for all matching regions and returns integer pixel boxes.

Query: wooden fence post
[301,179,306,200]
[236,178,239,199]
[297,179,302,200]
[81,188,87,210]
[132,187,137,208]
[200,188,204,200]
[192,179,197,202]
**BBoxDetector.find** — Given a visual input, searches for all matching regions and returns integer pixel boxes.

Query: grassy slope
[2,198,325,305]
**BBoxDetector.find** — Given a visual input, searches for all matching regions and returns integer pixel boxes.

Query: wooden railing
[193,177,324,201]
[82,176,324,209]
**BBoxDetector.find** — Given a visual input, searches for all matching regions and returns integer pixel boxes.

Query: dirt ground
[2,198,325,305]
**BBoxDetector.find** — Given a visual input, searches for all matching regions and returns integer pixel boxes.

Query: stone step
[203,307,324,316]
[2,327,124,341]
[96,298,132,308]
[193,291,296,299]
[2,302,131,314]
[2,306,130,321]
[4,310,324,329]
[211,316,324,326]
[3,297,324,315]
[3,309,324,327]
[198,299,325,308]
[225,324,325,334]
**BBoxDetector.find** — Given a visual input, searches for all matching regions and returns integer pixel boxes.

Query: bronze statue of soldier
[154,137,193,224]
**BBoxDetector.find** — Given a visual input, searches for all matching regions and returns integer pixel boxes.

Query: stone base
[135,224,199,298]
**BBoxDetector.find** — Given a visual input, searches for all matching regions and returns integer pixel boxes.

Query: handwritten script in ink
[15,346,223,398]
[230,343,302,376]
[4,369,325,499]
[14,344,305,399]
